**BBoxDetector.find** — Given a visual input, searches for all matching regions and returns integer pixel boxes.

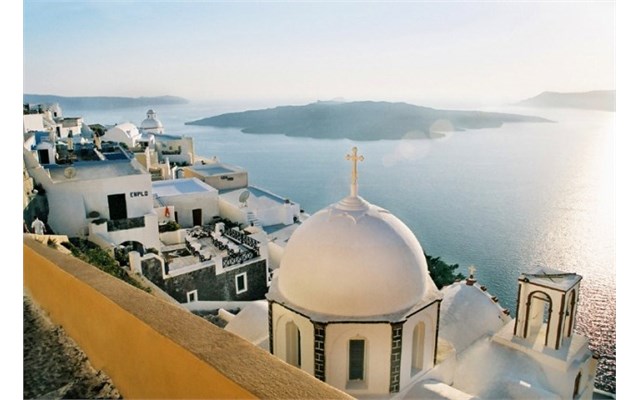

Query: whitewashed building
[140,109,165,134]
[23,147,162,250]
[102,122,145,149]
[23,103,62,135]
[132,223,269,304]
[218,186,301,229]
[23,113,45,133]
[25,131,57,165]
[154,134,194,165]
[152,178,219,228]
[54,117,84,140]
[267,191,442,396]
[218,185,304,270]
[226,147,598,399]
[181,160,248,190]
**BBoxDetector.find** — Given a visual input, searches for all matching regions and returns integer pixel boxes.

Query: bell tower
[513,266,581,350]
[493,266,596,398]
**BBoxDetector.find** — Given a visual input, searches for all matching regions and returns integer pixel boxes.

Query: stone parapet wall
[24,237,352,399]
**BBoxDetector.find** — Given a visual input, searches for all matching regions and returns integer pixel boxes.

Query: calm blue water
[71,101,616,392]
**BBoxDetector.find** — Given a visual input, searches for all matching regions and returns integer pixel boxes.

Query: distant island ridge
[517,90,615,111]
[186,101,552,141]
[23,94,189,110]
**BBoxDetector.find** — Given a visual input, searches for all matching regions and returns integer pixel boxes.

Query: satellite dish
[239,190,250,207]
[63,167,77,179]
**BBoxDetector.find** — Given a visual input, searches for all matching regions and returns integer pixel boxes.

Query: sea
[67,100,616,393]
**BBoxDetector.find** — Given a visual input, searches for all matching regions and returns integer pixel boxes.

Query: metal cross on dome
[346,146,364,197]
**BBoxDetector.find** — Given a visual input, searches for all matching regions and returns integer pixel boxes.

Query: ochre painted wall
[24,238,351,399]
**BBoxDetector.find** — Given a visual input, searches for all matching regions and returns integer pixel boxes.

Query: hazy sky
[23,1,615,106]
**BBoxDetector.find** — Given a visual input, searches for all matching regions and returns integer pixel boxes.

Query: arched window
[573,371,582,398]
[565,290,577,337]
[411,322,425,375]
[524,291,553,346]
[285,321,301,367]
[348,338,366,381]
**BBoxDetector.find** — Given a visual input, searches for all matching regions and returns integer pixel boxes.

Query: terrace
[162,222,260,275]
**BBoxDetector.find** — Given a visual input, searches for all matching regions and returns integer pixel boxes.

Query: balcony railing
[224,228,259,250]
[107,216,145,232]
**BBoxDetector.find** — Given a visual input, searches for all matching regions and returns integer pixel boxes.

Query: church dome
[274,194,439,318]
[140,109,164,133]
[439,281,510,352]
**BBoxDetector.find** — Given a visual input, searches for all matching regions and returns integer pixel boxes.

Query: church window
[349,339,366,381]
[235,272,247,294]
[411,322,425,375]
[285,321,301,367]
[565,290,577,337]
[573,371,582,398]
[524,291,553,346]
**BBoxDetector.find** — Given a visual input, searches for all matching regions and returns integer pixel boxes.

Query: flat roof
[248,186,291,205]
[219,185,295,207]
[152,178,217,197]
[188,163,245,176]
[46,160,146,183]
[519,266,582,291]
[264,220,304,248]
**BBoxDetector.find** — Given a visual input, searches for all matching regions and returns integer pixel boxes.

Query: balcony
[107,216,145,232]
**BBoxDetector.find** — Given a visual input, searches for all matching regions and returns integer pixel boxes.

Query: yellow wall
[24,238,351,399]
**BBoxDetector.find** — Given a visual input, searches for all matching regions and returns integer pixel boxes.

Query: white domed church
[267,148,441,395]
[227,148,599,399]
[140,109,164,134]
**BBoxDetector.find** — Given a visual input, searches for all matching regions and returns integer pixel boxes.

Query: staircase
[246,211,262,228]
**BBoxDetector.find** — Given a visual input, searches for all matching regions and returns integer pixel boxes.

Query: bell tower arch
[513,267,581,350]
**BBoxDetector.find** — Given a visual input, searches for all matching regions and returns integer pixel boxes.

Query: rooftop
[188,162,245,176]
[248,186,292,204]
[164,225,261,275]
[46,160,146,183]
[439,281,510,352]
[219,185,294,206]
[518,266,582,291]
[152,178,217,198]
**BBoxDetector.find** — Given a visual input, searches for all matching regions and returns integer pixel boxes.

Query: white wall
[154,205,175,225]
[156,137,194,164]
[399,304,439,390]
[219,197,300,228]
[325,323,392,396]
[158,228,185,246]
[47,189,91,237]
[23,114,44,133]
[47,169,154,237]
[184,169,249,191]
[89,213,161,250]
[253,202,299,227]
[219,198,249,226]
[53,118,83,139]
[271,303,315,375]
[158,192,219,228]
[103,124,138,148]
